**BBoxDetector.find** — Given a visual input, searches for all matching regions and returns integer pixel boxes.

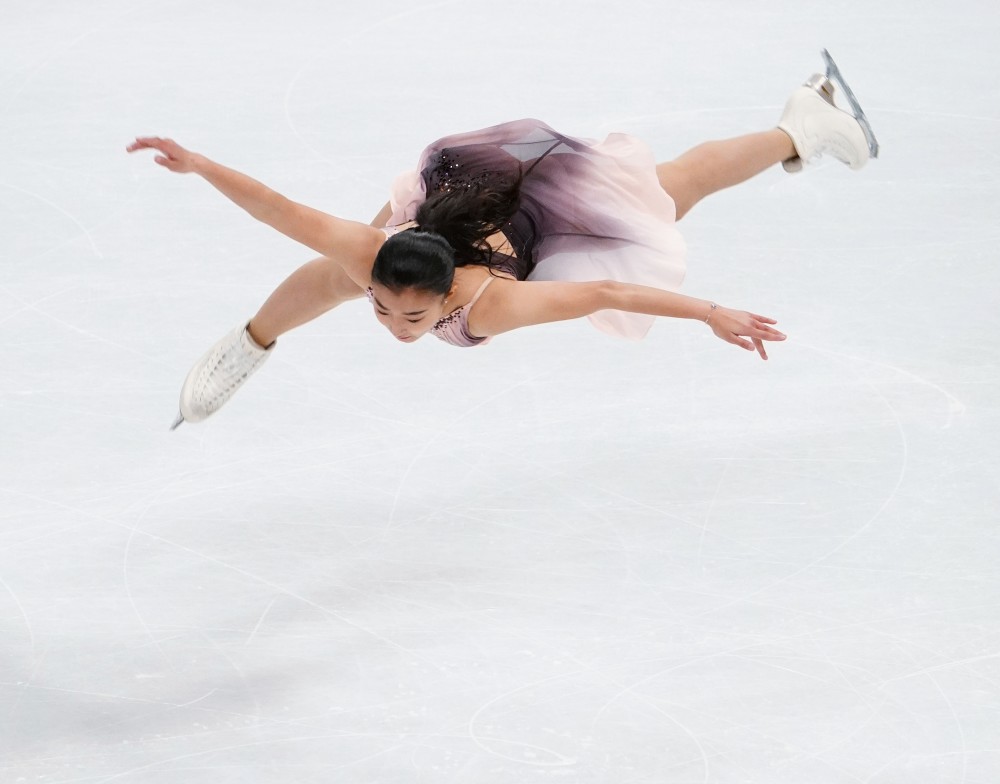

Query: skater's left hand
[707,306,785,360]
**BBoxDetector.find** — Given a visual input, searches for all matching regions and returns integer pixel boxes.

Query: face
[370,284,451,342]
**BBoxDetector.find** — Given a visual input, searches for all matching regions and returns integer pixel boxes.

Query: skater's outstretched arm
[472,280,785,360]
[127,137,383,288]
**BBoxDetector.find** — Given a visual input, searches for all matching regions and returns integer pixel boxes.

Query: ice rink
[3,1,999,781]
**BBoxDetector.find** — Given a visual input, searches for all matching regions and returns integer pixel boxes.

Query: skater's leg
[656,129,795,220]
[247,257,364,347]
[172,258,360,428]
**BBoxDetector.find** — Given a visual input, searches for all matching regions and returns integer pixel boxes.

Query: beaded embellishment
[432,308,465,331]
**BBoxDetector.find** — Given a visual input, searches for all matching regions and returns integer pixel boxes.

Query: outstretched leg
[171,258,363,428]
[661,58,877,220]
[247,257,363,347]
[656,129,795,221]
[173,206,392,428]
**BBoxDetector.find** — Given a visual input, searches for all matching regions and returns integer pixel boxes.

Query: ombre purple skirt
[387,118,686,340]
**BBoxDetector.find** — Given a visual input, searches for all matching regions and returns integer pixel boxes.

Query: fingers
[723,325,778,359]
[727,334,768,360]
[126,136,161,153]
[127,136,194,174]
[755,326,786,341]
[753,337,768,361]
[125,136,177,155]
[730,336,754,352]
[750,319,786,341]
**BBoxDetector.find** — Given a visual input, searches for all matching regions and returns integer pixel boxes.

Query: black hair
[371,230,455,296]
[372,172,524,295]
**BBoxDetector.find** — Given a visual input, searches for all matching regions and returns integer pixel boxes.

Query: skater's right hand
[126,137,200,173]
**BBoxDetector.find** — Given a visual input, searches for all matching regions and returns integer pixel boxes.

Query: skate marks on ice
[3,0,1000,781]
[52,334,982,781]
[280,0,466,172]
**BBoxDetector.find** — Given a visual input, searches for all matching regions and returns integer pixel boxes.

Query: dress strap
[468,275,495,307]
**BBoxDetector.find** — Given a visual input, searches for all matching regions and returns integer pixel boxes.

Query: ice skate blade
[170,412,185,431]
[821,48,879,159]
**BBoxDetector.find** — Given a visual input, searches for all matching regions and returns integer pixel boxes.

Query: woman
[128,60,875,429]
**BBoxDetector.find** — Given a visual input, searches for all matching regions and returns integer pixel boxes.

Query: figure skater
[127,54,877,428]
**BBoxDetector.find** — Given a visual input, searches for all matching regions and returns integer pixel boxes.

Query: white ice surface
[3,1,1000,782]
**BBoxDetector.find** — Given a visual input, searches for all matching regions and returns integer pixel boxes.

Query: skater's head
[370,178,522,342]
[373,230,455,295]
[371,230,456,342]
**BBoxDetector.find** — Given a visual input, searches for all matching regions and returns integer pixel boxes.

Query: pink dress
[386,118,687,341]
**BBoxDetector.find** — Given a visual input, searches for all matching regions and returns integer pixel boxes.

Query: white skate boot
[170,324,274,429]
[778,49,879,172]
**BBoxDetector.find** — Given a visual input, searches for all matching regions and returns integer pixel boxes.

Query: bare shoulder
[466,277,532,336]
